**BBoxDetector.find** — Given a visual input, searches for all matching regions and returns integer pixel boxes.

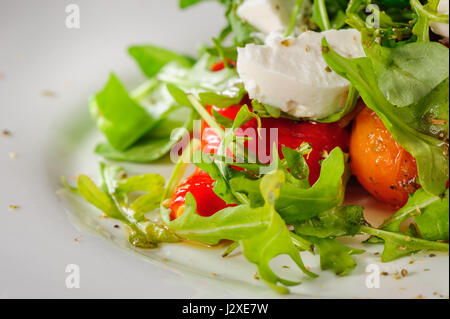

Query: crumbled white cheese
[237,0,296,34]
[237,29,366,119]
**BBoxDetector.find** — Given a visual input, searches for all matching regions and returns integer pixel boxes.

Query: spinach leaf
[90,74,156,151]
[95,107,193,163]
[322,38,449,196]
[128,45,194,78]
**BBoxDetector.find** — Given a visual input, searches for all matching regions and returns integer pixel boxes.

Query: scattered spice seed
[254,273,260,280]
[113,225,120,229]
[74,238,79,243]
[0,72,4,79]
[429,253,436,258]
[374,252,380,256]
[405,236,411,242]
[40,90,57,97]
[415,206,422,216]
[401,269,408,277]
[415,295,425,299]
[424,268,431,272]
[282,265,290,269]
[2,129,10,136]
[8,152,17,159]
[325,66,332,73]
[305,45,310,52]
[210,272,217,277]
[281,39,293,47]
[431,118,446,125]
[8,205,19,211]
[162,199,171,209]
[381,272,389,276]
[119,171,127,179]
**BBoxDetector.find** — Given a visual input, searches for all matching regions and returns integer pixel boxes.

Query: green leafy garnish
[366,41,449,107]
[240,170,318,294]
[231,147,349,223]
[90,74,156,151]
[322,38,449,196]
[128,45,194,78]
[75,164,178,248]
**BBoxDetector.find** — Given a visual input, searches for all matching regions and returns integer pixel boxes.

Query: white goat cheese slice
[430,0,449,38]
[237,0,296,34]
[237,29,366,119]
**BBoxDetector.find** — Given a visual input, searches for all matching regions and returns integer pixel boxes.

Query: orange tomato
[350,107,419,207]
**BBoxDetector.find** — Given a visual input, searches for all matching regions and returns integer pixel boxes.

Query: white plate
[0,0,448,299]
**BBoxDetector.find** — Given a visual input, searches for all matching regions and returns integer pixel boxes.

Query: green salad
[64,0,449,294]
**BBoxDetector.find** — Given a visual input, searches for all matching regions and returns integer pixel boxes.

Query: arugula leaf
[212,108,234,127]
[128,45,194,78]
[281,145,311,186]
[294,205,365,238]
[322,38,449,196]
[225,0,263,46]
[312,0,349,31]
[192,151,238,204]
[382,188,449,241]
[160,193,268,245]
[90,74,156,151]
[285,0,305,37]
[397,78,449,140]
[251,100,282,119]
[361,226,449,262]
[240,170,317,294]
[366,41,449,107]
[199,88,245,108]
[231,147,349,223]
[77,175,126,222]
[294,205,366,276]
[411,0,449,42]
[304,237,365,276]
[158,55,243,98]
[75,165,177,248]
[179,0,226,9]
[414,190,449,241]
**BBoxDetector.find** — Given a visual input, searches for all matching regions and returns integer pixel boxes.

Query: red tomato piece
[169,169,236,220]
